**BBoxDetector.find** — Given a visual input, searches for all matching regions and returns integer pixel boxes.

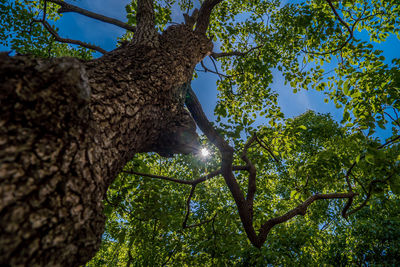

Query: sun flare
[200,148,210,157]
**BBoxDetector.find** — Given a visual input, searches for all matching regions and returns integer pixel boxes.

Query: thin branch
[384,111,400,128]
[184,213,217,229]
[182,185,218,229]
[211,45,262,59]
[47,0,136,32]
[303,1,367,56]
[351,173,368,195]
[378,135,400,149]
[255,136,280,164]
[123,165,248,186]
[182,185,196,228]
[33,18,107,54]
[303,0,354,56]
[200,60,230,78]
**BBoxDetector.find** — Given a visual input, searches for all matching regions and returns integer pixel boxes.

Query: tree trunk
[0,24,212,266]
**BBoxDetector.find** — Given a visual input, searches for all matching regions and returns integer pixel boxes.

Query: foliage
[1,0,399,265]
[88,112,400,266]
[0,0,93,58]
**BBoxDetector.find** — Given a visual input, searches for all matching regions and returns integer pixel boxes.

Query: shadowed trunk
[0,24,212,266]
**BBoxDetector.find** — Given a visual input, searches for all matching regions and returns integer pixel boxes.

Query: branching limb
[303,1,367,55]
[256,192,357,247]
[325,0,353,39]
[195,0,224,33]
[343,176,392,218]
[184,83,397,248]
[47,0,136,32]
[340,134,400,217]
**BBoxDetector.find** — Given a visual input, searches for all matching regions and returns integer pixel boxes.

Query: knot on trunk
[155,105,200,157]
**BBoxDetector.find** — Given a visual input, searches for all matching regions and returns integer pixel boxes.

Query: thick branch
[137,0,155,29]
[185,84,258,243]
[47,0,136,32]
[242,135,257,204]
[34,19,107,54]
[257,192,357,247]
[134,0,158,46]
[195,0,224,33]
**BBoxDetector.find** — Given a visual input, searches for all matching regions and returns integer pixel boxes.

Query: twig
[184,213,217,229]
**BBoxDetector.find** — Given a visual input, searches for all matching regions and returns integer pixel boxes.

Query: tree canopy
[1,0,400,265]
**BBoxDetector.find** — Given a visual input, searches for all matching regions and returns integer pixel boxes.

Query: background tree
[1,0,399,266]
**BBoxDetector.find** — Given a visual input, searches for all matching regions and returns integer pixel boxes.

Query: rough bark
[0,23,212,266]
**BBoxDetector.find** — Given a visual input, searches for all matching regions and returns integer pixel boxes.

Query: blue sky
[1,0,399,139]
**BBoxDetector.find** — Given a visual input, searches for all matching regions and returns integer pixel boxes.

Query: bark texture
[0,23,212,266]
